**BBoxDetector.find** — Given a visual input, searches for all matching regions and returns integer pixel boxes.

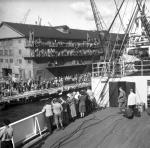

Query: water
[0,84,89,127]
[0,100,47,127]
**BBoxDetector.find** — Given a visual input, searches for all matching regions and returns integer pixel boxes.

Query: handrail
[92,59,150,77]
[10,111,43,125]
[0,111,47,148]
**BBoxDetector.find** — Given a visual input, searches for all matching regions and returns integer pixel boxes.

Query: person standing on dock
[52,98,64,130]
[42,100,53,134]
[0,119,13,148]
[118,87,127,114]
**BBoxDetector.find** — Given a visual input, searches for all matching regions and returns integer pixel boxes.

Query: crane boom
[90,0,108,59]
[22,9,31,24]
[136,0,150,42]
[90,0,105,32]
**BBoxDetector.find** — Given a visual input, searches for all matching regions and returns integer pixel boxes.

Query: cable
[92,0,145,109]
[94,117,124,148]
[60,116,124,148]
[113,0,126,32]
[92,0,131,98]
[49,113,121,148]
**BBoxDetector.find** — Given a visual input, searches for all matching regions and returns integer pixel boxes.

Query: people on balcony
[31,47,102,58]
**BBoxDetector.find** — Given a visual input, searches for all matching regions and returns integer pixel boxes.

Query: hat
[80,90,85,95]
[53,98,57,103]
[58,92,62,96]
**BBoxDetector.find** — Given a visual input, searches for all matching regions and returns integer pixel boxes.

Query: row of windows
[0,49,22,56]
[0,50,13,56]
[0,39,22,46]
[0,58,22,64]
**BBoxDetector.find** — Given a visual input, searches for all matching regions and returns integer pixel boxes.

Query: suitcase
[134,107,141,117]
[146,107,150,116]
[124,108,134,119]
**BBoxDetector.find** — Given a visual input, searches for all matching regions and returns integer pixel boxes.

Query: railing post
[34,116,42,136]
[12,137,15,148]
[141,60,143,76]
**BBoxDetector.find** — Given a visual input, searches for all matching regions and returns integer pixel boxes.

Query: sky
[0,0,150,32]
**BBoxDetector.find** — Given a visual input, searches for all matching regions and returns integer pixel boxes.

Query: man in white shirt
[42,100,53,134]
[52,98,64,130]
[127,89,137,116]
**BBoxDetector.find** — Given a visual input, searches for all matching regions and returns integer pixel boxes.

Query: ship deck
[31,108,150,148]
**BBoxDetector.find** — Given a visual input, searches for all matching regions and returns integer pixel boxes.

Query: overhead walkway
[31,108,150,148]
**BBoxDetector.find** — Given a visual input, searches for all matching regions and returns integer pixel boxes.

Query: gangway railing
[92,59,150,77]
[0,111,47,148]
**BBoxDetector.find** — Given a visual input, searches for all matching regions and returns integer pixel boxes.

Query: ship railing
[92,60,150,77]
[0,111,47,148]
[123,60,150,76]
[92,62,122,77]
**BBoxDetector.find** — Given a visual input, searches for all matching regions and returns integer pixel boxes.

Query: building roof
[1,22,124,41]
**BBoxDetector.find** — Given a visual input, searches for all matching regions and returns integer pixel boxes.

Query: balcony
[24,48,103,60]
[25,40,102,49]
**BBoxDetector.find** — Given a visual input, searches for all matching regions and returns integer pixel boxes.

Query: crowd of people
[42,87,97,133]
[31,48,102,58]
[0,72,92,98]
[32,40,100,49]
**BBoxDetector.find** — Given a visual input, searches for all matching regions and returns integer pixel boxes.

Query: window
[18,39,21,43]
[0,50,3,56]
[8,40,13,46]
[10,59,13,63]
[28,60,31,64]
[5,59,8,63]
[4,50,8,56]
[29,70,31,78]
[19,59,22,64]
[9,50,13,56]
[1,41,5,46]
[0,59,3,62]
[19,49,22,55]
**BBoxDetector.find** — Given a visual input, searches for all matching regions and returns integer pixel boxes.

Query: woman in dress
[79,90,87,118]
[67,93,77,121]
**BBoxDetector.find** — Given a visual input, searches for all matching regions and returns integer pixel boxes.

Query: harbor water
[0,100,47,127]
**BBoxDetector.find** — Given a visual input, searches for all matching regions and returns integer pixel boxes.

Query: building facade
[0,22,124,82]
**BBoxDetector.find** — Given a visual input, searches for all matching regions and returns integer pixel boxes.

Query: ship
[1,0,150,147]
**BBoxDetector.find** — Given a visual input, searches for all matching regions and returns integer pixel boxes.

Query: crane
[90,0,107,57]
[38,16,42,26]
[90,0,106,32]
[21,9,31,24]
[90,0,126,105]
[48,21,53,27]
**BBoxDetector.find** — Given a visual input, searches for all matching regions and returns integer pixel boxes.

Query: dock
[0,82,91,106]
